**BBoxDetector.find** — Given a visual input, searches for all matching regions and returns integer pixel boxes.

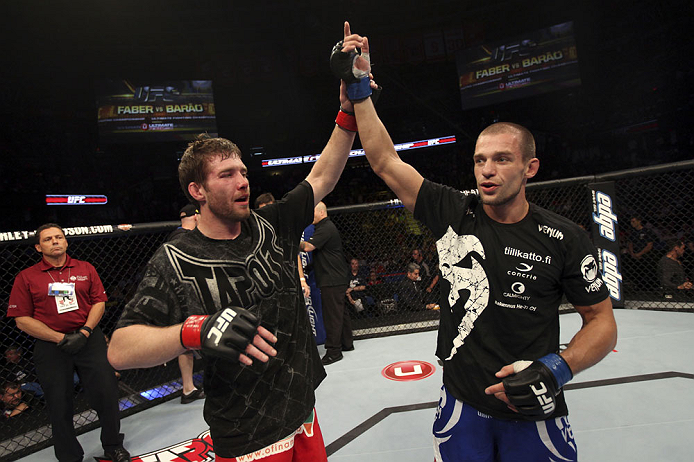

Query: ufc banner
[589,181,624,307]
[300,224,327,344]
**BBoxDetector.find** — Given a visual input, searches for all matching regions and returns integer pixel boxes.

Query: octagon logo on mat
[94,430,214,461]
[382,360,435,381]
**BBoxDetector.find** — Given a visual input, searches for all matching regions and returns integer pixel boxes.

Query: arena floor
[20,309,694,462]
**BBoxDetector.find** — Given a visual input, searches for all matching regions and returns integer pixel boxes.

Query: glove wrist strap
[538,353,573,389]
[335,109,357,132]
[181,315,207,350]
[347,77,372,101]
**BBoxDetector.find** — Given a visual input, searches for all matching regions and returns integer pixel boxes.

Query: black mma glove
[180,306,260,362]
[330,40,372,101]
[501,353,573,420]
[57,331,88,355]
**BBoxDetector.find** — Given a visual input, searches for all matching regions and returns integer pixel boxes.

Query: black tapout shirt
[117,181,326,457]
[415,179,609,420]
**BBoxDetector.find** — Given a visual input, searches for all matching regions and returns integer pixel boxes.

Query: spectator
[2,345,43,397]
[364,268,390,315]
[300,202,353,365]
[396,262,438,312]
[625,215,659,290]
[658,239,693,298]
[412,247,439,302]
[254,192,276,209]
[682,224,694,278]
[367,268,382,286]
[168,204,199,240]
[346,258,367,316]
[411,249,431,278]
[2,381,29,418]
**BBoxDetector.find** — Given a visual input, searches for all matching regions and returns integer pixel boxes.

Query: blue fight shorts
[433,385,577,462]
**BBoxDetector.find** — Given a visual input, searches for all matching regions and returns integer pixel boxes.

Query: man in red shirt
[8,223,130,462]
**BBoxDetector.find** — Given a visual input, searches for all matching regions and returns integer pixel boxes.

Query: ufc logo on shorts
[206,308,238,346]
[531,381,555,415]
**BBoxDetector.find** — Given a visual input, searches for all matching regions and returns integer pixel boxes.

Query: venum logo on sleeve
[581,255,604,292]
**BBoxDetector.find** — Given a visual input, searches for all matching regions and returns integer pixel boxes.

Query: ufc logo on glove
[207,308,239,346]
[530,382,555,415]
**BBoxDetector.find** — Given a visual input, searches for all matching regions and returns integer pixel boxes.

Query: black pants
[320,284,353,357]
[34,327,123,462]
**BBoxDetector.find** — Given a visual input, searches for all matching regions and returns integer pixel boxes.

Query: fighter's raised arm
[330,21,424,212]
[305,22,375,204]
[304,115,356,205]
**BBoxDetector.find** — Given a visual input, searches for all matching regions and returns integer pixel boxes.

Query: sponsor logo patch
[538,224,564,240]
[505,246,552,265]
[581,254,604,292]
[580,255,598,283]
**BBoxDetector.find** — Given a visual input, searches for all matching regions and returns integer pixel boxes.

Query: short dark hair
[478,122,536,162]
[178,134,243,205]
[665,239,684,252]
[255,192,276,209]
[34,223,64,245]
[2,381,20,393]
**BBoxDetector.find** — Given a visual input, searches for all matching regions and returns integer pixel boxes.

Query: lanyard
[46,266,71,283]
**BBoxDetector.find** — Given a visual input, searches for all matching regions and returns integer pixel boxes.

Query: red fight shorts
[216,409,327,462]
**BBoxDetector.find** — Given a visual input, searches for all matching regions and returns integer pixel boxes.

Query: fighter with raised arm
[332,21,617,462]
[108,74,376,461]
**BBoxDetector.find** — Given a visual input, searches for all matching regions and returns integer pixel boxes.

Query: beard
[207,194,250,223]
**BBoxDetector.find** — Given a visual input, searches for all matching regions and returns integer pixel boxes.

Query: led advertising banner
[261,135,456,168]
[96,80,217,142]
[456,22,580,110]
[46,194,108,205]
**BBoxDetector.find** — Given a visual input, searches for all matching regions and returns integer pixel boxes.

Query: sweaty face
[35,228,68,259]
[473,133,529,208]
[199,155,250,223]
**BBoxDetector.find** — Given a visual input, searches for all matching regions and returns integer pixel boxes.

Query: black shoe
[104,447,131,462]
[181,388,205,404]
[342,345,355,352]
[321,353,343,365]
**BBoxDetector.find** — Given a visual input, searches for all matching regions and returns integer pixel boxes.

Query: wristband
[180,315,207,349]
[300,277,306,281]
[537,353,573,389]
[335,109,357,132]
[80,326,93,335]
[347,76,372,101]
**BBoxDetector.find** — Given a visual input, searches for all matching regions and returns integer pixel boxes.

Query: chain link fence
[1,160,692,459]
